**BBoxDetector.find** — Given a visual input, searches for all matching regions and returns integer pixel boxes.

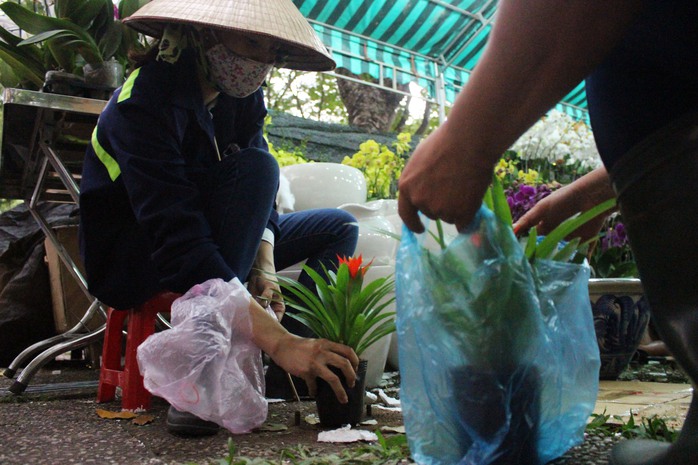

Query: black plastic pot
[452,365,540,464]
[315,359,368,428]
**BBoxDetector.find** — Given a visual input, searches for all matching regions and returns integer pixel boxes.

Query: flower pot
[280,163,367,211]
[452,364,540,464]
[83,58,124,89]
[589,278,651,380]
[315,359,368,428]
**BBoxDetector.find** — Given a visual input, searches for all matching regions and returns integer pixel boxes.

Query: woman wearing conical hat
[80,0,359,436]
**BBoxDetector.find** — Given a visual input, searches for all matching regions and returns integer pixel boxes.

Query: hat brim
[123,0,336,72]
[125,18,335,72]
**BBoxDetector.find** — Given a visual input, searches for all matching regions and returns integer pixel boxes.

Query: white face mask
[205,43,273,98]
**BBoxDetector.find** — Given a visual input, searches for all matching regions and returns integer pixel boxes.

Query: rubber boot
[608,112,698,465]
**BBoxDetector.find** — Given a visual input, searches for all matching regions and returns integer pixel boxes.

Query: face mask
[205,43,273,98]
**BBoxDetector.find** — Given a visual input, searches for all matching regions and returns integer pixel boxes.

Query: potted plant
[0,0,148,91]
[276,255,396,428]
[396,174,614,465]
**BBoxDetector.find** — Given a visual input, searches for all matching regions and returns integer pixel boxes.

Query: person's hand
[398,123,494,233]
[250,241,285,321]
[514,167,615,242]
[271,334,359,403]
[248,271,285,321]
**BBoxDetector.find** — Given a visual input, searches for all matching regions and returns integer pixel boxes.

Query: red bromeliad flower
[337,254,372,278]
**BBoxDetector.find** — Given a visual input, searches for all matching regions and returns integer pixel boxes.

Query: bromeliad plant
[276,255,396,356]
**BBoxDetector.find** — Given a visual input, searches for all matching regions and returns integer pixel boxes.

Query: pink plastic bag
[137,278,267,433]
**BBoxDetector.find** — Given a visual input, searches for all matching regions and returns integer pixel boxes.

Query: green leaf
[356,318,397,355]
[483,185,494,211]
[524,226,538,261]
[535,198,616,261]
[0,41,45,87]
[490,175,513,227]
[98,20,123,60]
[1,2,104,65]
[552,237,581,262]
[46,39,77,73]
[118,0,148,19]
[18,29,73,45]
[55,0,107,29]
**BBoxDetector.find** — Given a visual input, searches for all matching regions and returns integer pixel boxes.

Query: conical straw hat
[123,0,335,71]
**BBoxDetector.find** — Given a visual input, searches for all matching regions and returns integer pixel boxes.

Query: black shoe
[166,406,220,436]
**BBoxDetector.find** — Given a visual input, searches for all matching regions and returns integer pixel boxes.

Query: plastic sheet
[396,207,600,465]
[137,278,267,433]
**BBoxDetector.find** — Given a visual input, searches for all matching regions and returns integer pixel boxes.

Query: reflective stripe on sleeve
[117,67,141,103]
[91,126,121,181]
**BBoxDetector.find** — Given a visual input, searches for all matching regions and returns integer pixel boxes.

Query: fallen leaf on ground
[96,409,139,420]
[256,423,288,432]
[132,414,155,426]
[372,404,402,412]
[376,388,401,407]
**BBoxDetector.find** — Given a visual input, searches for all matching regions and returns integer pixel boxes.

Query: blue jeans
[203,148,358,335]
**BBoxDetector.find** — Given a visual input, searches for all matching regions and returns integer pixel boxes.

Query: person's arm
[398,0,646,232]
[248,296,359,403]
[513,166,616,242]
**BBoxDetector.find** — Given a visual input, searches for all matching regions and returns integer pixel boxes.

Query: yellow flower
[518,169,541,185]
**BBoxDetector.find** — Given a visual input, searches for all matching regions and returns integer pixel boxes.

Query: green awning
[293,0,589,122]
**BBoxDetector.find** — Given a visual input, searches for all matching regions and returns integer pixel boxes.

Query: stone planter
[589,278,650,380]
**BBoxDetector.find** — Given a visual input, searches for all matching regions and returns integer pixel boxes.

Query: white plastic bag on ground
[137,278,267,433]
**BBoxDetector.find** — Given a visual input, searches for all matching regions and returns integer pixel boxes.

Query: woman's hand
[249,241,285,321]
[270,334,360,403]
[247,296,359,404]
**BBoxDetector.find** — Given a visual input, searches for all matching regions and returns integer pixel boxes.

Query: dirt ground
[0,361,408,465]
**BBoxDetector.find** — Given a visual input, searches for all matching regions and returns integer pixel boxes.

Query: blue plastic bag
[396,207,600,465]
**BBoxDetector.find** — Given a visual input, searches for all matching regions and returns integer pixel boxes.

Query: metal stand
[1,88,108,391]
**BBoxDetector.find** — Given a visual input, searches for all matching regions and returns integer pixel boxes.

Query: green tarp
[293,0,588,121]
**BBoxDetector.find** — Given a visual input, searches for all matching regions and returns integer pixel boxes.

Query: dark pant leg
[275,208,359,289]
[202,148,279,281]
[585,0,698,170]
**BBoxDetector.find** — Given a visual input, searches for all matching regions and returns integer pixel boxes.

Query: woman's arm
[248,296,359,403]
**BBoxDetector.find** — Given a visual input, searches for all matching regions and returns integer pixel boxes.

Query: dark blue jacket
[79,50,277,309]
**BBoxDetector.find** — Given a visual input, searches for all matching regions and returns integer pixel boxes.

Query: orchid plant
[485,174,616,264]
[341,133,411,200]
[589,213,637,278]
[276,255,396,356]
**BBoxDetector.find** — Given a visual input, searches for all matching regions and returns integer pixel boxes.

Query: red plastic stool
[97,292,181,410]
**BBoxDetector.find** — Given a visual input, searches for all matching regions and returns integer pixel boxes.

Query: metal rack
[0,88,108,393]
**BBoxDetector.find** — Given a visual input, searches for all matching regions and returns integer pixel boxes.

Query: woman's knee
[239,148,279,182]
[325,209,359,251]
